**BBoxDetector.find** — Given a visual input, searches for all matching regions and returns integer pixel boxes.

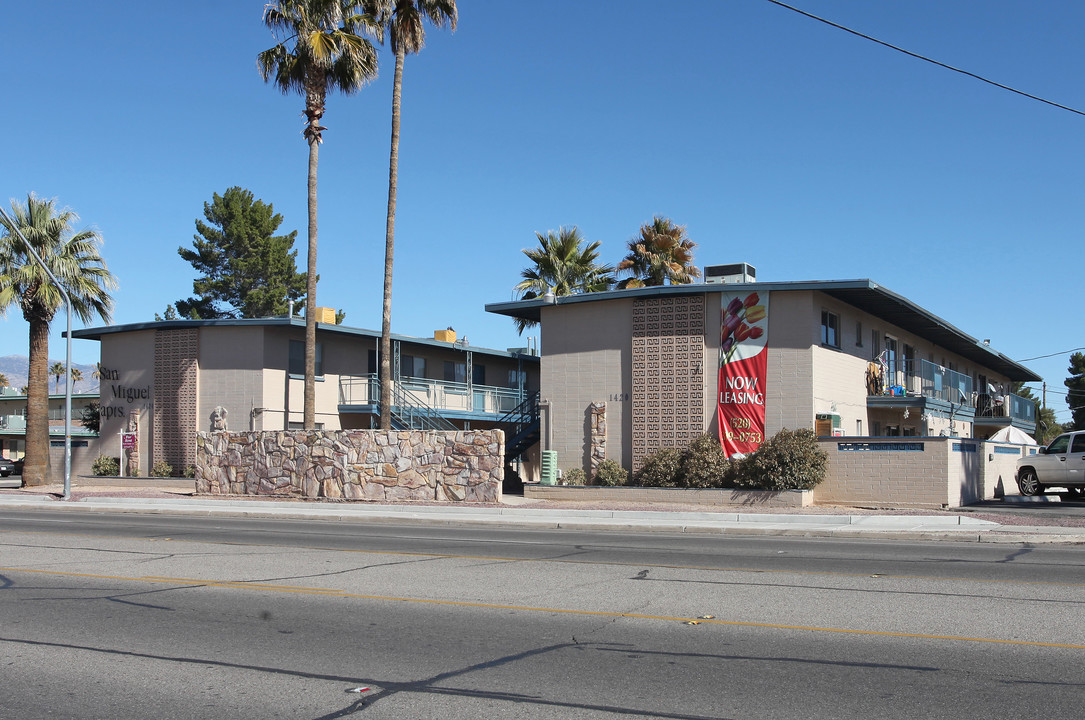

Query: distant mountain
[0,355,101,395]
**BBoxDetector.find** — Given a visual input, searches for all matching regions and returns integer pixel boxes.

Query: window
[1048,435,1070,454]
[884,336,898,378]
[903,344,915,380]
[289,340,323,377]
[855,320,863,347]
[288,421,324,430]
[444,360,466,384]
[871,330,880,360]
[508,369,527,390]
[444,361,485,385]
[856,419,863,436]
[820,310,840,349]
[401,355,426,379]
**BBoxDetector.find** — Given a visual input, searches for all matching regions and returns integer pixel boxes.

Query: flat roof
[71,318,539,362]
[485,280,1040,382]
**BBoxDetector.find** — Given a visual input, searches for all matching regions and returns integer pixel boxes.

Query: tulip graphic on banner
[718,291,769,456]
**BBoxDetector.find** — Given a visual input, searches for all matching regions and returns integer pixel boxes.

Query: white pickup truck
[1016,431,1085,497]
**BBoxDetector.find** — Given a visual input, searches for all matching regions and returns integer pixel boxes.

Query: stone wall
[195,429,503,502]
[589,402,606,474]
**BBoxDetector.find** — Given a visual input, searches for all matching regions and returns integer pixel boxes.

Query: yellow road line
[3,565,1084,650]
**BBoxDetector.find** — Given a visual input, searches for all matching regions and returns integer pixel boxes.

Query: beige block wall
[199,326,264,433]
[816,438,955,506]
[816,437,1029,506]
[100,330,156,474]
[764,291,816,435]
[542,298,633,473]
[981,442,1034,498]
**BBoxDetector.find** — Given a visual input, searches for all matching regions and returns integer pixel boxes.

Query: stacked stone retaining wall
[196,429,503,502]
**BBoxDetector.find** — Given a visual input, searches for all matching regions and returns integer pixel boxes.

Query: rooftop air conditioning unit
[704,263,756,284]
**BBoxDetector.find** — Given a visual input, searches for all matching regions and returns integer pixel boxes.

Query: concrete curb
[1,494,1083,544]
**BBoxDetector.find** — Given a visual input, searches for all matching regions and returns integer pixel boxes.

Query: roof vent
[705,263,756,284]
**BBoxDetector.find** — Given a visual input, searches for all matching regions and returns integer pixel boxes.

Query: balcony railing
[918,359,973,405]
[872,360,1035,424]
[975,392,1036,423]
[339,374,527,416]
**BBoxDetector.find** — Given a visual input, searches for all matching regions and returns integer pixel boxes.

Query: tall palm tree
[513,226,613,334]
[373,0,457,429]
[70,367,83,392]
[50,362,65,394]
[259,0,380,429]
[0,194,117,486]
[92,361,103,380]
[616,216,702,289]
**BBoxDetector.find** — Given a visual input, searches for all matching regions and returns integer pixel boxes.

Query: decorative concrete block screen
[196,429,504,502]
[631,295,705,471]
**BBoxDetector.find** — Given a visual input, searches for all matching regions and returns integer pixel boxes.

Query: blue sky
[2,1,1082,424]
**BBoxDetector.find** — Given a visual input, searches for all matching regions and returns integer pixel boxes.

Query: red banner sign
[718,290,769,456]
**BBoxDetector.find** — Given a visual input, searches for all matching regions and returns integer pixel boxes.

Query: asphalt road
[2,511,1084,719]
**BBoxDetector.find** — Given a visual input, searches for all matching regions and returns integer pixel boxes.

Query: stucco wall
[196,429,503,502]
[199,326,264,433]
[541,299,633,474]
[764,291,815,435]
[99,329,156,474]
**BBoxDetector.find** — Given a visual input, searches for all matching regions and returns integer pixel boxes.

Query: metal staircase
[386,381,458,431]
[496,391,540,459]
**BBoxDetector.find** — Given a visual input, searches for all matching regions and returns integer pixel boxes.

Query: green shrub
[680,434,733,488]
[151,460,173,477]
[183,465,197,478]
[593,459,630,486]
[91,455,119,476]
[562,467,586,485]
[734,428,827,490]
[634,447,684,487]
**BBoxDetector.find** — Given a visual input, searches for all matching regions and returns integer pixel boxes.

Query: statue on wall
[210,405,229,432]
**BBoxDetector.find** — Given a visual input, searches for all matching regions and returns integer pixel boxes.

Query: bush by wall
[734,428,827,491]
[92,455,119,476]
[680,434,734,488]
[634,447,684,487]
[562,467,586,485]
[594,458,629,486]
[151,460,173,477]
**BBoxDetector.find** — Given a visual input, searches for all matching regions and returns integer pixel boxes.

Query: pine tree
[176,187,307,319]
[1065,352,1085,431]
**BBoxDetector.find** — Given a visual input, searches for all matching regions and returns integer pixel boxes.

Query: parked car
[1016,431,1085,497]
[0,455,15,477]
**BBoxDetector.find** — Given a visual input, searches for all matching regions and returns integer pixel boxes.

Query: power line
[764,0,1085,117]
[1018,347,1085,362]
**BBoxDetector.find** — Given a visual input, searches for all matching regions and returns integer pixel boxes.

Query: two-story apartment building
[485,274,1039,475]
[0,388,99,461]
[72,316,540,479]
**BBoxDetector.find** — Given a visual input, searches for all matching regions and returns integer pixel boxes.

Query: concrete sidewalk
[0,485,1082,544]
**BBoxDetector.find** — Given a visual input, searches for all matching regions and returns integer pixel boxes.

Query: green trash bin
[540,450,558,486]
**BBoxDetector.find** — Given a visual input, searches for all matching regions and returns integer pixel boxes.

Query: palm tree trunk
[304,132,319,430]
[380,49,405,430]
[23,317,51,486]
